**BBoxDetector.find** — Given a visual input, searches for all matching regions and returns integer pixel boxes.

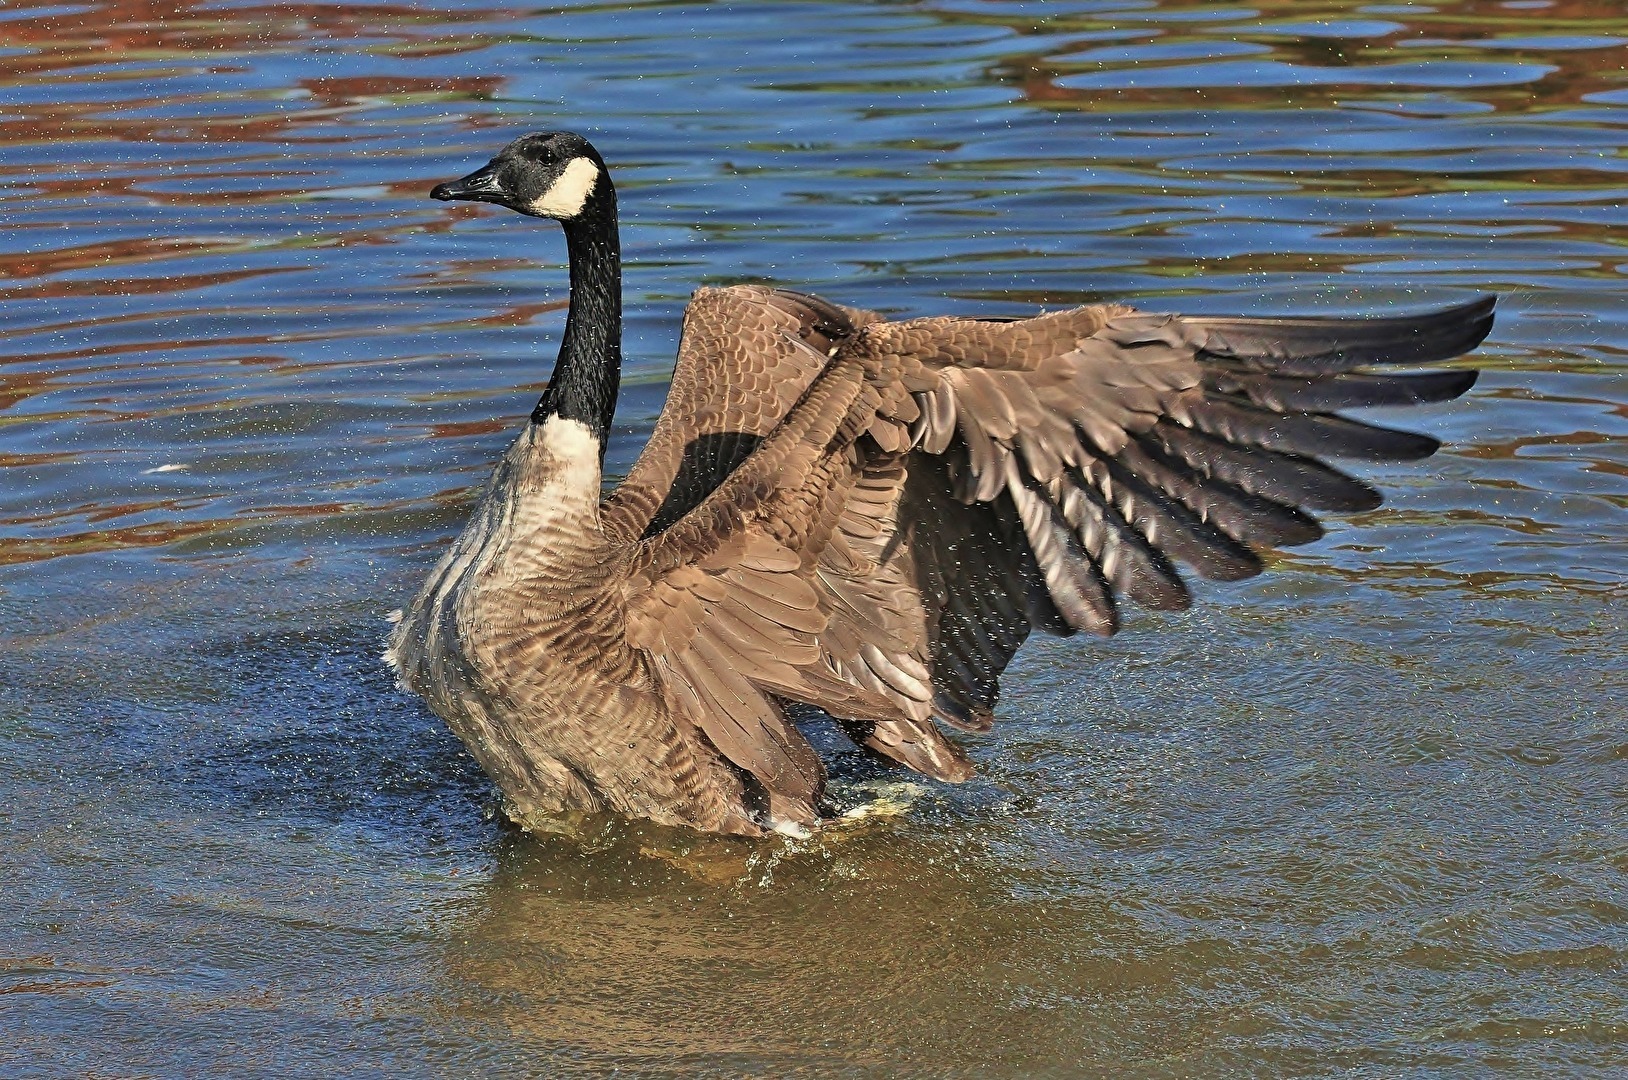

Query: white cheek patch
[528,157,600,219]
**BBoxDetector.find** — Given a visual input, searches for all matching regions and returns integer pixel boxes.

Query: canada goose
[388,131,1495,837]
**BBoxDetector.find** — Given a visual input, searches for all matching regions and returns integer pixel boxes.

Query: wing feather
[619,291,1492,801]
[603,285,875,543]
[855,296,1493,737]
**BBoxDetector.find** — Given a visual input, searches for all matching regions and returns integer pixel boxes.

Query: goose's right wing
[867,296,1494,730]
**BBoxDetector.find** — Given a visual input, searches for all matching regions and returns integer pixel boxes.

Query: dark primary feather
[1146,422,1383,512]
[1206,368,1479,412]
[1187,395,1445,461]
[1188,294,1495,374]
[1052,467,1193,612]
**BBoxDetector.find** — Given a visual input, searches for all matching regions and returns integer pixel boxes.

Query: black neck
[530,185,621,451]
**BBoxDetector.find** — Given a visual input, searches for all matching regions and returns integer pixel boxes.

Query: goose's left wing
[601,285,877,545]
[618,335,926,828]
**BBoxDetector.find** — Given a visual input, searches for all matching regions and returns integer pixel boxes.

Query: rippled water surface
[3,0,1625,1075]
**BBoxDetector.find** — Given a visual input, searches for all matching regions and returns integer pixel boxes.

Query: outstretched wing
[601,284,878,544]
[867,295,1494,728]
[618,293,1493,811]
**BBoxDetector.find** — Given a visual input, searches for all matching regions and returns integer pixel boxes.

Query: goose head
[431,131,610,221]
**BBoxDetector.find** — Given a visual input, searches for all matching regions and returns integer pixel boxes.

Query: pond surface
[2,0,1625,1075]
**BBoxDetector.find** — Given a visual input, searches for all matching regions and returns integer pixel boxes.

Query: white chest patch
[537,414,599,471]
[528,157,600,219]
[522,415,602,507]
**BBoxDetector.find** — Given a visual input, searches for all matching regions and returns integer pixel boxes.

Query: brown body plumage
[388,132,1495,836]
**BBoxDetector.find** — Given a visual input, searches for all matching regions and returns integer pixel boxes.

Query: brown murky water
[2,0,1624,1075]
